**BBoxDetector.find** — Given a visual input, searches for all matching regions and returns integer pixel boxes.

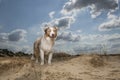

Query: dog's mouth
[45,32,57,39]
[49,35,56,38]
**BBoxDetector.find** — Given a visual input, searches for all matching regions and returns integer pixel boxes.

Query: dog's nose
[52,34,55,37]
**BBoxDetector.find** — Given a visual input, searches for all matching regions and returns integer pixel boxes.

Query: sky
[0,0,120,54]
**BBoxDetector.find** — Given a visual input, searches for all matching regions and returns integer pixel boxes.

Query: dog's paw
[35,60,39,64]
[40,62,44,65]
[48,63,52,65]
[48,62,52,65]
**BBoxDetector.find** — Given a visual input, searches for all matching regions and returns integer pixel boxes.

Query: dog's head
[44,26,58,39]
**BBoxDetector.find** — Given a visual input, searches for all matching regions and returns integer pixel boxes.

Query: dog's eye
[53,30,57,32]
[48,29,51,32]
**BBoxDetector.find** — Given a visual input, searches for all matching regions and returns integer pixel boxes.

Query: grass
[52,52,77,62]
[89,54,105,67]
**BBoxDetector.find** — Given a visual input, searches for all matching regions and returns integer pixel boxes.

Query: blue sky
[0,0,120,54]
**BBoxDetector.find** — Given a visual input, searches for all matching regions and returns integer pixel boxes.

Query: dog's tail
[31,42,36,60]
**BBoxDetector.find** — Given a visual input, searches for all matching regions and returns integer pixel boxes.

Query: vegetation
[0,49,30,57]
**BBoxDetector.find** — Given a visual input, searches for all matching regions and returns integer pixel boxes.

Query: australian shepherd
[31,26,58,65]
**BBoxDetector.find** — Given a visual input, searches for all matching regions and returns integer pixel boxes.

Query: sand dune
[0,54,120,80]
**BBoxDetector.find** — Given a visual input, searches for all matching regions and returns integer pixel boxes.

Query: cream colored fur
[31,26,58,65]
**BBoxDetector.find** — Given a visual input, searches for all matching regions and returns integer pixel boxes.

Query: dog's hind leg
[33,41,40,63]
[31,43,36,60]
[35,48,40,63]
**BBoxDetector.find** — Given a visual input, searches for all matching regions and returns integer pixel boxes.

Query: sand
[0,54,120,80]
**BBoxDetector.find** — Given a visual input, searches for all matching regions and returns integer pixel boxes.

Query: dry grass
[52,52,80,62]
[89,55,105,67]
[0,57,30,75]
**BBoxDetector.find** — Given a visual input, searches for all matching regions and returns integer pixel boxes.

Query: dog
[31,26,58,65]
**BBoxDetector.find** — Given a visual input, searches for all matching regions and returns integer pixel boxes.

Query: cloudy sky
[0,0,120,54]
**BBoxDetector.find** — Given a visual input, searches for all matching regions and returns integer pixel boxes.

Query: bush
[89,54,105,67]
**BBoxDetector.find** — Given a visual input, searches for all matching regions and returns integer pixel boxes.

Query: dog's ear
[44,27,49,33]
[54,26,59,31]
[44,26,49,33]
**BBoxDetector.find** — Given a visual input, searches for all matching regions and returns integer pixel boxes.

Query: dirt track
[0,55,120,80]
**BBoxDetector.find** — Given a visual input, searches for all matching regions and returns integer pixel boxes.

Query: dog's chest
[40,37,54,51]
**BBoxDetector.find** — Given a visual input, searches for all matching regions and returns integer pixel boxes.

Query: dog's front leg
[48,52,53,65]
[40,49,44,65]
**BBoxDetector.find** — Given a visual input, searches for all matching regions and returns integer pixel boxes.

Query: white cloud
[73,33,120,53]
[80,33,120,42]
[49,11,55,19]
[61,0,119,18]
[73,44,102,53]
[8,29,27,42]
[0,33,8,42]
[89,4,102,18]
[57,31,80,42]
[0,42,19,52]
[76,30,82,33]
[0,29,30,53]
[0,41,31,53]
[0,29,27,42]
[42,16,75,29]
[54,33,120,54]
[98,16,120,31]
[107,12,118,19]
[53,16,75,29]
[21,45,32,53]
